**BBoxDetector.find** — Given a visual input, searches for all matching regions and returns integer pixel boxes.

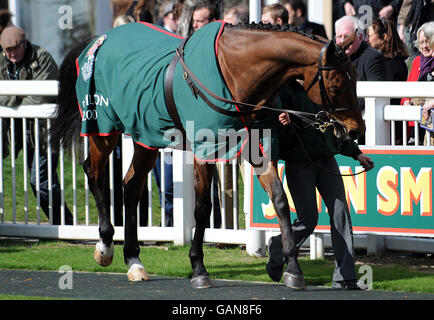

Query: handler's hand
[279,112,291,126]
[357,154,374,171]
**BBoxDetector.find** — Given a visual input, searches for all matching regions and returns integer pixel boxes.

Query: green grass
[0,239,433,294]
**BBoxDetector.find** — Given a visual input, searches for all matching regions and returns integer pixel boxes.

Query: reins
[170,33,357,122]
[304,41,359,113]
[163,34,332,142]
[174,35,309,118]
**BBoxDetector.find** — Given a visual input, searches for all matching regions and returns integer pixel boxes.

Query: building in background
[3,0,338,65]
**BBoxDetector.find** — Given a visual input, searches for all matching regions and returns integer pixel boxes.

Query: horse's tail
[49,37,94,151]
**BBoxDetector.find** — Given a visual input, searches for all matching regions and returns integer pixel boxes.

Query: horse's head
[303,39,365,140]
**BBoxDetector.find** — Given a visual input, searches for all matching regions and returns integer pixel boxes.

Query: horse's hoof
[191,276,213,289]
[127,263,150,282]
[94,242,114,267]
[283,272,306,290]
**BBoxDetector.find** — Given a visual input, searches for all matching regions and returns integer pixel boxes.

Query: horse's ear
[326,41,336,60]
[338,31,357,51]
[322,40,336,65]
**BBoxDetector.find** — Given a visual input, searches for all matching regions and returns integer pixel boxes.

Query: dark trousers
[285,157,356,282]
[27,145,73,225]
[152,153,174,227]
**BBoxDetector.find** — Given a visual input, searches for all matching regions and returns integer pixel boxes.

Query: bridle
[304,40,359,114]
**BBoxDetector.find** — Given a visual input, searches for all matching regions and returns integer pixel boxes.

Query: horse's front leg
[84,135,118,267]
[123,144,158,281]
[257,161,305,289]
[189,161,215,289]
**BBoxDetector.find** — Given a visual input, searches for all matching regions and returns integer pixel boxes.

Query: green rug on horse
[76,21,278,162]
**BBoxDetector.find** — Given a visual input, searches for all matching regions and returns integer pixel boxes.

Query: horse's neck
[217,29,321,106]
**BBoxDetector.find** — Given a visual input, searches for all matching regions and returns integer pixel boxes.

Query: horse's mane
[226,22,349,59]
[226,22,328,44]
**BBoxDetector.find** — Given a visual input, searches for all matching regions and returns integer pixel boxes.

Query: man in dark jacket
[340,0,403,24]
[335,15,386,82]
[266,81,374,290]
[283,0,328,39]
[0,26,73,225]
[335,15,386,115]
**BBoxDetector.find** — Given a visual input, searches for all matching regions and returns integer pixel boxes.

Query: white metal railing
[0,81,244,246]
[0,80,433,256]
[359,81,434,146]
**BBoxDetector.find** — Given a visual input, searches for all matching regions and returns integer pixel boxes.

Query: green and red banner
[248,147,434,237]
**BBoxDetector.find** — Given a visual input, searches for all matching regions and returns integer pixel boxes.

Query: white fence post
[310,233,324,260]
[364,97,391,145]
[121,135,134,177]
[243,161,266,257]
[249,0,261,22]
[363,96,390,255]
[172,150,195,245]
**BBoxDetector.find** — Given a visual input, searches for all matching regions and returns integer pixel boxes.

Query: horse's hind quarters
[94,241,114,267]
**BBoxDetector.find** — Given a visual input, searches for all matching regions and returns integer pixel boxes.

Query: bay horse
[50,21,364,289]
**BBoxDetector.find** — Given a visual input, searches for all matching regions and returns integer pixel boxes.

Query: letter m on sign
[400,167,432,216]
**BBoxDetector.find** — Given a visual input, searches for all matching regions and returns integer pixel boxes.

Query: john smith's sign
[248,147,433,237]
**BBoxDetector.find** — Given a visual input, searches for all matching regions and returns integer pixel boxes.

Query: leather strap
[164,37,190,149]
[175,48,269,116]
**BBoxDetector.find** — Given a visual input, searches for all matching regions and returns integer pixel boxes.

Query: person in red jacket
[401,22,434,143]
[402,22,434,103]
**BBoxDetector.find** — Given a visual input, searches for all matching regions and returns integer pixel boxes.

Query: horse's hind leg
[84,134,119,267]
[257,161,305,289]
[123,143,158,281]
[189,161,215,289]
